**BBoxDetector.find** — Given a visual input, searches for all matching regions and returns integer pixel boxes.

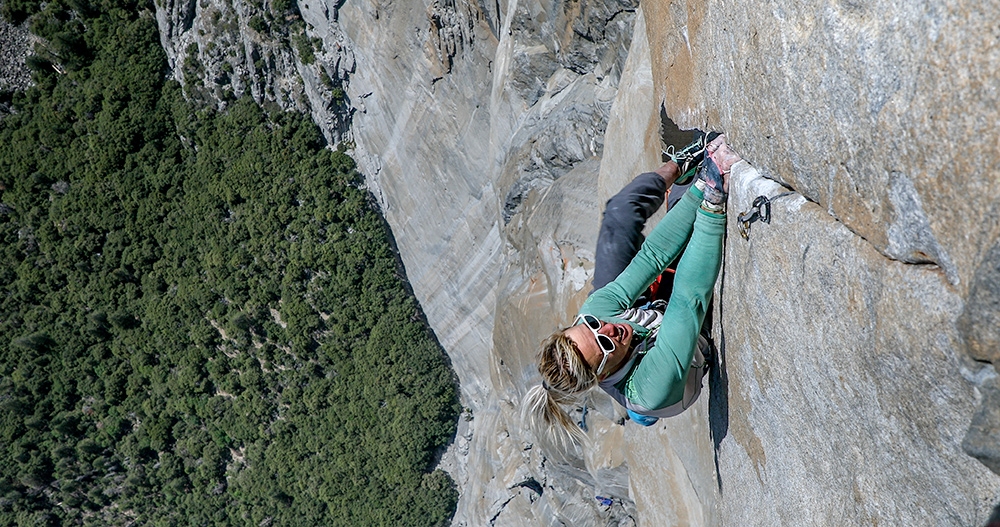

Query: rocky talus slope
[0,16,32,95]
[148,0,1000,524]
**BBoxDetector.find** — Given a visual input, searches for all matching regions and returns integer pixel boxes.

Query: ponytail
[521,330,597,453]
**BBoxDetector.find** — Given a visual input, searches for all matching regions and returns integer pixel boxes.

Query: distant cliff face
[153,0,354,142]
[153,0,1000,524]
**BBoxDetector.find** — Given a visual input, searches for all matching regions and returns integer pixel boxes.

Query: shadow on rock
[709,244,731,493]
[959,237,1000,476]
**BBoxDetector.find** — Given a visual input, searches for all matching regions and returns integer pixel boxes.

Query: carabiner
[737,195,772,240]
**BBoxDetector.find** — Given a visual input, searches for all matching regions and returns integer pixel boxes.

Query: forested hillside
[0,1,459,525]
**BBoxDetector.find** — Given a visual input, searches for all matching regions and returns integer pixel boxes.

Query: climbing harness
[619,299,668,355]
[737,191,795,240]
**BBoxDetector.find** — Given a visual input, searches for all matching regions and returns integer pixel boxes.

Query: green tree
[0,1,458,525]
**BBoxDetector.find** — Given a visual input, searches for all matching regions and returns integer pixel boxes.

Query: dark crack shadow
[709,230,731,494]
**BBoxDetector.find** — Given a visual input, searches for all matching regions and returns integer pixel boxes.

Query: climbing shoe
[696,156,727,206]
[664,131,722,185]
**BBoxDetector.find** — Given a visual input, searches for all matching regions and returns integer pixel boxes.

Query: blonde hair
[521,329,598,453]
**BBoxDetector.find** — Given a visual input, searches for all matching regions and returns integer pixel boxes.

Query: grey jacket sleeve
[591,172,666,292]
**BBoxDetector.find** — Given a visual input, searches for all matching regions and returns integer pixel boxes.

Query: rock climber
[522,132,742,449]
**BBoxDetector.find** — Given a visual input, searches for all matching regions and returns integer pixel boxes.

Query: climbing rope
[737,191,795,240]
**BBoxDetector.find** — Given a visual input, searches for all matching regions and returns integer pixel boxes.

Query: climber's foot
[664,131,723,185]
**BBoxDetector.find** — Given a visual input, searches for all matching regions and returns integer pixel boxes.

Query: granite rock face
[337,0,640,520]
[641,0,1000,497]
[144,0,1000,522]
[710,166,997,525]
[643,0,1000,289]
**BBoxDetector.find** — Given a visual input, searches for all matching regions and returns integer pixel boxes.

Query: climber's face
[565,314,632,378]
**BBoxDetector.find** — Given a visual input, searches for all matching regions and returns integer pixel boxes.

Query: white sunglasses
[576,314,615,375]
